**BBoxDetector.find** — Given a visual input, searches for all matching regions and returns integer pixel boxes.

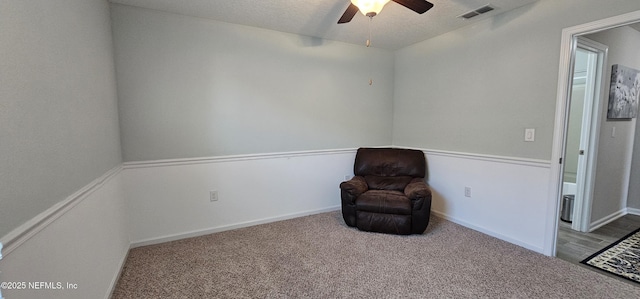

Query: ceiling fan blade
[338,3,359,24]
[392,0,434,14]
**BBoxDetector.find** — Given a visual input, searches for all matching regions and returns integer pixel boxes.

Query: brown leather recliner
[339,147,432,235]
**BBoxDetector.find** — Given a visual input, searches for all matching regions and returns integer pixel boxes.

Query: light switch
[525,128,535,142]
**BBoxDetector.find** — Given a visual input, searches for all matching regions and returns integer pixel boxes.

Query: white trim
[432,210,544,253]
[589,209,626,232]
[548,8,640,257]
[0,241,2,299]
[130,206,341,248]
[417,148,551,168]
[106,250,130,299]
[546,23,574,257]
[122,148,359,168]
[0,166,123,258]
[567,10,640,36]
[123,146,551,169]
[627,208,640,216]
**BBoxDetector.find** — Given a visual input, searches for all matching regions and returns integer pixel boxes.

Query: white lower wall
[423,150,552,253]
[123,149,356,246]
[123,148,553,253]
[0,168,129,299]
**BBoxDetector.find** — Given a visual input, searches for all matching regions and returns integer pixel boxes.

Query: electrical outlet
[210,190,218,202]
[464,187,472,198]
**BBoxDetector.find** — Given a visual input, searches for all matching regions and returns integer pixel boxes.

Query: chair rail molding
[0,166,123,257]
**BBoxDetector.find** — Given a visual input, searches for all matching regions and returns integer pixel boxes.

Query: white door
[565,37,608,232]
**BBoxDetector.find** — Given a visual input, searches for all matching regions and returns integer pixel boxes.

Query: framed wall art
[607,64,640,119]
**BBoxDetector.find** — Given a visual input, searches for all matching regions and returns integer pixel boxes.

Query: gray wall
[0,0,122,237]
[591,26,640,213]
[586,26,640,221]
[392,0,640,160]
[111,4,395,161]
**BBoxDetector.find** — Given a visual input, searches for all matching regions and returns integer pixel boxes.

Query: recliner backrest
[354,148,426,191]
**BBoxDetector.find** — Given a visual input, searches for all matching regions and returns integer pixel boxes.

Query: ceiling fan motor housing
[338,0,434,24]
[351,0,391,16]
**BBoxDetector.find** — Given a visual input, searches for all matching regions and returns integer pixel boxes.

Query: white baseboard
[106,249,130,299]
[131,206,340,248]
[589,209,627,232]
[626,207,640,216]
[431,210,544,253]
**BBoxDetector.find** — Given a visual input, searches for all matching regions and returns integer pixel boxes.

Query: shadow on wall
[429,188,449,216]
[489,1,537,31]
[425,156,431,181]
[298,36,327,47]
[298,1,350,47]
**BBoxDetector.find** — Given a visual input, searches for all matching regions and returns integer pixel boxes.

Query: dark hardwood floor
[556,214,640,264]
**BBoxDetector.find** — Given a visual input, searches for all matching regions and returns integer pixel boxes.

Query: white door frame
[545,9,640,256]
[570,38,608,232]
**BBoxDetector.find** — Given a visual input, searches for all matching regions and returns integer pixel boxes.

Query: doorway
[561,38,607,233]
[546,9,640,256]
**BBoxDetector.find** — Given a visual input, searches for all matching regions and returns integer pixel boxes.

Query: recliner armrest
[405,178,431,212]
[404,178,431,200]
[339,176,368,198]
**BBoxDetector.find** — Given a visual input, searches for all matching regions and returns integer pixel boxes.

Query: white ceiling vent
[458,5,495,20]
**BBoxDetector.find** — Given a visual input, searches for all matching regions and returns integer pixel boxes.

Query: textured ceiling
[109,0,540,50]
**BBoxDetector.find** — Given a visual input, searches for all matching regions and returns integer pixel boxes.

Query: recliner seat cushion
[355,190,412,215]
[364,175,413,191]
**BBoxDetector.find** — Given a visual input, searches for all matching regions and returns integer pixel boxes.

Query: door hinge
[559,157,563,164]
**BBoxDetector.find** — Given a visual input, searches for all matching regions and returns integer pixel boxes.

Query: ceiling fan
[338,0,434,24]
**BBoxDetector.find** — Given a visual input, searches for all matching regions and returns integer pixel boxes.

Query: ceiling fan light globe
[351,0,391,16]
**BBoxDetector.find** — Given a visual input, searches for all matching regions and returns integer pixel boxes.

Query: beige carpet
[112,211,640,298]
